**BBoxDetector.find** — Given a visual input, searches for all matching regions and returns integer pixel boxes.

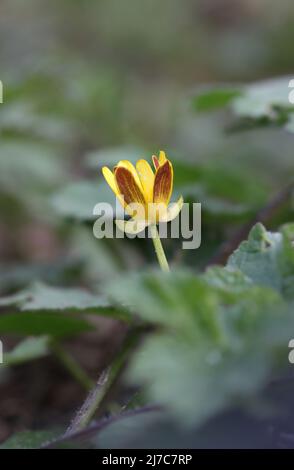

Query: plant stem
[42,405,162,448]
[50,341,93,391]
[64,325,143,435]
[64,369,109,436]
[150,224,170,272]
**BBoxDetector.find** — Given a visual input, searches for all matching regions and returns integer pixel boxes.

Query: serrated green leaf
[107,228,293,427]
[0,282,127,321]
[228,223,294,298]
[204,266,253,293]
[131,286,291,427]
[0,282,108,311]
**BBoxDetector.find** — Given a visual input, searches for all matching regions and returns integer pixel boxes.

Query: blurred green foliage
[106,224,294,428]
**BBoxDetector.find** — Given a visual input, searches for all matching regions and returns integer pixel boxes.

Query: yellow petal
[152,155,160,170]
[116,160,143,192]
[102,166,126,209]
[115,218,149,235]
[159,150,167,165]
[153,160,173,205]
[115,166,146,208]
[160,195,183,222]
[136,159,154,203]
[102,167,119,196]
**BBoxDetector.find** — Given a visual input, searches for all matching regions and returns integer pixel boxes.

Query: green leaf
[0,282,126,321]
[4,336,50,365]
[0,140,68,221]
[51,180,116,221]
[0,430,57,449]
[0,101,72,142]
[0,141,67,196]
[107,224,293,427]
[0,282,108,310]
[107,270,226,342]
[203,266,253,293]
[228,223,294,299]
[232,77,293,118]
[192,77,294,132]
[113,272,288,425]
[192,87,242,111]
[0,312,92,337]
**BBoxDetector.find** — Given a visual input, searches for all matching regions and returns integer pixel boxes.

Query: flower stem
[150,224,170,272]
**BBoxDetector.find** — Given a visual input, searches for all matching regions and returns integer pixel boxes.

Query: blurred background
[0,0,293,444]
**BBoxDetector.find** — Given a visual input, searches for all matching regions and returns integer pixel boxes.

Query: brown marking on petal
[115,166,146,206]
[152,155,160,170]
[153,160,173,205]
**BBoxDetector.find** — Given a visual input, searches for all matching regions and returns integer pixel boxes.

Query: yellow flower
[102,151,183,234]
